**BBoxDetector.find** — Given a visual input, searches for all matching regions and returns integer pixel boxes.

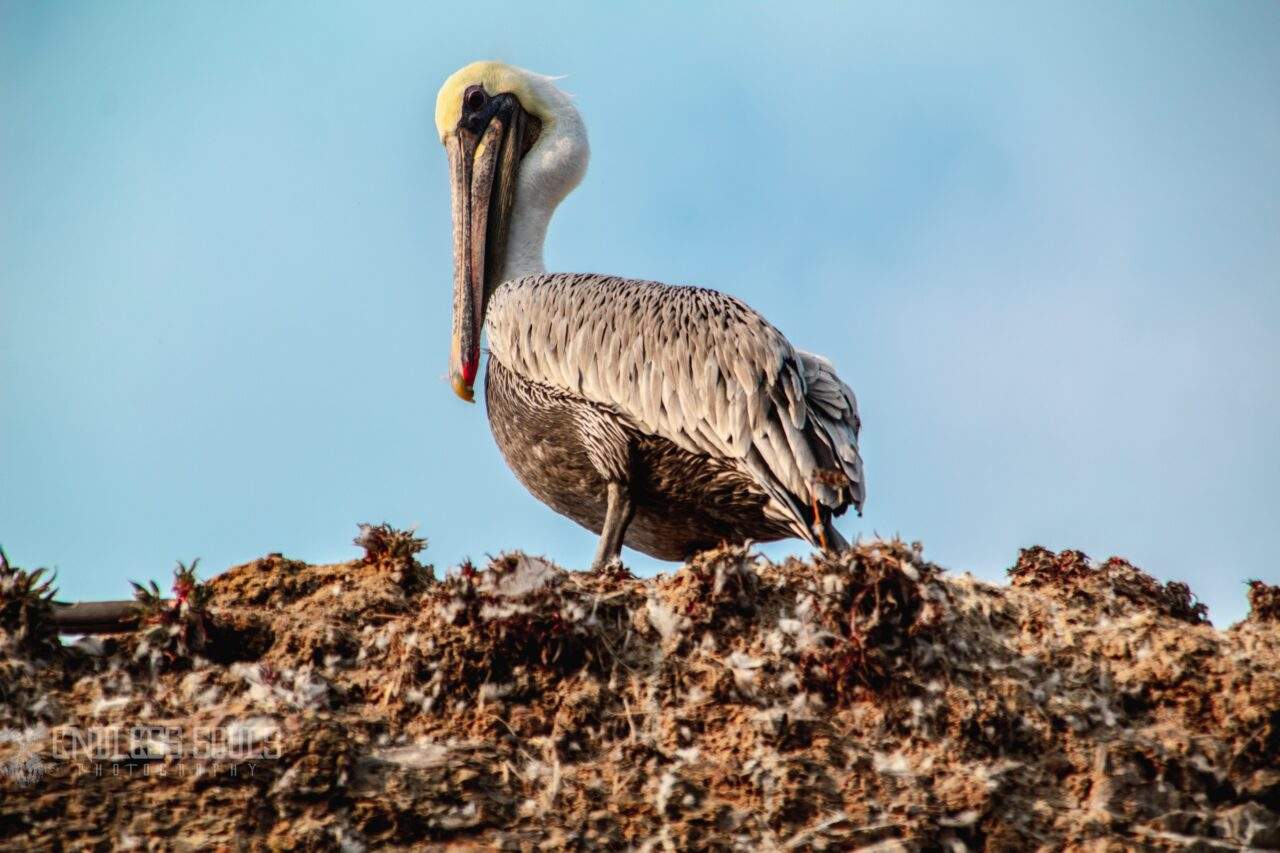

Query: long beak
[447,97,525,402]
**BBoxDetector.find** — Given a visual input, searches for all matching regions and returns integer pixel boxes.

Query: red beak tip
[451,373,476,403]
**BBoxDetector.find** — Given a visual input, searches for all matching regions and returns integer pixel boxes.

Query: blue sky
[2,2,1277,624]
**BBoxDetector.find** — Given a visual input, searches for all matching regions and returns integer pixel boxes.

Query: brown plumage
[483,274,863,566]
[436,63,865,568]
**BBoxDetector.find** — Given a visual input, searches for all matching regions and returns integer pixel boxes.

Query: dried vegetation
[1,532,1277,850]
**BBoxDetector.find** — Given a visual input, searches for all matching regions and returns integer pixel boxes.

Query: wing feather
[485,274,866,539]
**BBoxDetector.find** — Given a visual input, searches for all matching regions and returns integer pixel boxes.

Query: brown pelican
[437,61,864,569]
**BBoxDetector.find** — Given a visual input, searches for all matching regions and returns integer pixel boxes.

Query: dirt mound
[1,535,1277,850]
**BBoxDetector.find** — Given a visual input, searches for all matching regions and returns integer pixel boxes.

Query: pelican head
[436,61,589,402]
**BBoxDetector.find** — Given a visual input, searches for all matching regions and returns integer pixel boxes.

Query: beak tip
[451,374,476,403]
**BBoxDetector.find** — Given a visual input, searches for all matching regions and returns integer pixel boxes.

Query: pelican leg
[591,481,635,570]
[808,487,829,552]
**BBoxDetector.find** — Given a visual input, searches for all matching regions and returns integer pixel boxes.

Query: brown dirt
[1,538,1278,850]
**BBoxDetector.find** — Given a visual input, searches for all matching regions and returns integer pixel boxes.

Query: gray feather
[485,273,866,539]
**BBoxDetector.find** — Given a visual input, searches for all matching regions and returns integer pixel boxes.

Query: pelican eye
[464,86,487,112]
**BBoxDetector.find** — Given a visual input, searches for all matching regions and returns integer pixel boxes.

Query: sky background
[2,2,1278,624]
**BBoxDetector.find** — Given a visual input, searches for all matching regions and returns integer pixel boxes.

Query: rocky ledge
[1,529,1277,850]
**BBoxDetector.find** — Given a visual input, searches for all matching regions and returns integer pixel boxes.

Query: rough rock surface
[1,535,1278,850]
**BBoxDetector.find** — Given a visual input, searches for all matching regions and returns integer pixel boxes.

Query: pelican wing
[485,274,865,542]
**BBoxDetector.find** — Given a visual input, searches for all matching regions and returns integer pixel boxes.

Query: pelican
[437,61,864,569]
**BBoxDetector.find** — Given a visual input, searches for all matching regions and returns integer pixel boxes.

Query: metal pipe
[50,600,159,634]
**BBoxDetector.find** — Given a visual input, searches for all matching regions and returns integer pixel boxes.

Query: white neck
[500,88,589,282]
[502,191,554,280]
